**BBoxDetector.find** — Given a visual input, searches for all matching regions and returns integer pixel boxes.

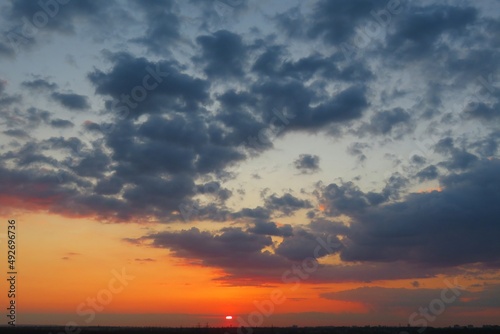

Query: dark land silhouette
[1,326,500,334]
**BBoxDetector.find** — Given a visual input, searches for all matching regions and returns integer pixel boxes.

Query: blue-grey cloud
[50,118,74,129]
[51,92,90,110]
[294,154,320,174]
[339,159,500,268]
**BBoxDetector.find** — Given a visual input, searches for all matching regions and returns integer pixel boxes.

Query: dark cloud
[464,102,500,121]
[121,174,196,216]
[434,137,455,154]
[129,0,180,54]
[252,81,368,133]
[386,5,478,61]
[194,30,247,79]
[0,159,88,215]
[4,140,66,168]
[219,260,451,285]
[89,52,209,115]
[232,207,271,221]
[21,79,57,91]
[195,181,232,203]
[321,284,500,311]
[410,155,426,166]
[317,172,409,218]
[187,0,248,31]
[25,107,51,127]
[294,154,320,174]
[45,136,84,154]
[3,129,29,138]
[251,45,287,77]
[308,219,350,236]
[290,85,368,130]
[416,165,439,181]
[134,258,156,263]
[5,0,117,35]
[248,221,293,237]
[50,118,74,129]
[434,137,480,171]
[130,224,445,284]
[137,114,209,149]
[275,228,342,261]
[104,115,245,180]
[69,146,111,178]
[51,92,90,110]
[347,142,370,163]
[0,125,217,222]
[361,108,413,137]
[130,225,318,283]
[0,41,15,58]
[442,150,478,171]
[195,143,245,173]
[136,227,287,271]
[470,130,500,158]
[94,175,123,195]
[340,159,500,268]
[381,172,408,200]
[280,54,338,80]
[214,89,269,149]
[275,6,305,39]
[0,1,498,295]
[0,93,21,109]
[264,193,312,216]
[305,0,389,45]
[319,181,382,216]
[0,80,7,95]
[82,121,104,133]
[251,46,372,83]
[321,286,464,312]
[2,51,247,222]
[1,106,50,130]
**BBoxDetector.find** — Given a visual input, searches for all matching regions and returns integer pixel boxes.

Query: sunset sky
[1,0,500,329]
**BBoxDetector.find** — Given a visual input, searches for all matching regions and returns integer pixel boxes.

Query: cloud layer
[0,0,499,292]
